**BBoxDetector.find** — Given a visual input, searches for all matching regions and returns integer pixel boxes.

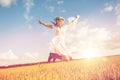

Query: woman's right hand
[38,20,53,28]
[38,20,43,25]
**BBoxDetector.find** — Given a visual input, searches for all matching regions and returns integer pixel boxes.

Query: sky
[0,0,120,65]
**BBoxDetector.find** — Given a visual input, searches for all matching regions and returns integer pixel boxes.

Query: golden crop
[0,55,120,80]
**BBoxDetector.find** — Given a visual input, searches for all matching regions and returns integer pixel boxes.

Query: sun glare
[82,48,98,59]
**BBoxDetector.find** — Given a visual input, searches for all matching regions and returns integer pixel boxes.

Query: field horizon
[0,54,120,80]
[0,54,119,68]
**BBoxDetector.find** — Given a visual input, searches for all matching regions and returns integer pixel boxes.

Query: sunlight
[82,48,99,59]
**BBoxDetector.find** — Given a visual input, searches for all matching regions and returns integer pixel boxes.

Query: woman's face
[56,18,64,27]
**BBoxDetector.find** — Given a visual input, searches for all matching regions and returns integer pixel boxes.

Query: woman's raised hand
[76,15,80,18]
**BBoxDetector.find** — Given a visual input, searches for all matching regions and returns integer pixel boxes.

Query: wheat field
[0,55,120,80]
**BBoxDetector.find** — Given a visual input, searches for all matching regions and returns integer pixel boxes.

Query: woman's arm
[38,20,53,29]
[66,15,80,28]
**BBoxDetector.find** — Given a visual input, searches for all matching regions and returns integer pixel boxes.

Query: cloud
[60,9,66,13]
[23,52,40,59]
[66,17,120,57]
[0,50,41,65]
[42,0,64,13]
[24,0,34,13]
[24,0,34,21]
[115,4,120,26]
[101,3,120,26]
[116,15,120,26]
[23,0,34,30]
[47,6,55,12]
[105,33,120,50]
[24,14,33,21]
[115,4,120,15]
[0,49,18,60]
[57,0,64,5]
[0,0,16,7]
[101,5,113,13]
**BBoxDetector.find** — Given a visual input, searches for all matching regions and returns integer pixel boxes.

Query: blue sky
[0,0,120,65]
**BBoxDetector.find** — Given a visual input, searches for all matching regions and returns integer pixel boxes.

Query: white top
[49,25,70,55]
[52,25,67,38]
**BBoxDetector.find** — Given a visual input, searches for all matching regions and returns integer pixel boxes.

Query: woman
[38,15,80,61]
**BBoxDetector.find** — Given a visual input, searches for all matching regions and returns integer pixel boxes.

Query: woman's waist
[54,35,65,38]
[52,35,65,41]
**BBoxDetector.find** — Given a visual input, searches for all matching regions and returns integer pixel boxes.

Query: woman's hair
[54,16,65,21]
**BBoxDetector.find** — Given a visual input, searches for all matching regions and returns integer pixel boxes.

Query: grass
[0,55,120,80]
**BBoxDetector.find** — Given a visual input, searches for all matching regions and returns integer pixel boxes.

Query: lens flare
[82,48,99,59]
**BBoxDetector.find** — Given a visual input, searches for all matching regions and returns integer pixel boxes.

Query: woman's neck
[55,24,63,28]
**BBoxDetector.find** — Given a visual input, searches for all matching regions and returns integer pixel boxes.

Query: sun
[82,48,99,59]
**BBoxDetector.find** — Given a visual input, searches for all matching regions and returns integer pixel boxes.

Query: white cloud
[101,5,113,13]
[57,0,64,5]
[116,15,120,26]
[115,4,120,26]
[105,6,113,12]
[66,17,120,58]
[102,33,120,55]
[0,0,16,7]
[105,3,109,6]
[48,6,55,12]
[0,50,41,65]
[60,9,66,13]
[24,0,34,21]
[23,52,39,59]
[24,13,33,21]
[115,4,120,15]
[24,0,34,13]
[0,49,18,60]
[101,3,120,26]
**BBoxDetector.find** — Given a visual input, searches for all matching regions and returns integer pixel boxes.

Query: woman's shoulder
[63,25,69,29]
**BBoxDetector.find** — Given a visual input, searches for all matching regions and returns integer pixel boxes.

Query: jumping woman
[38,15,80,61]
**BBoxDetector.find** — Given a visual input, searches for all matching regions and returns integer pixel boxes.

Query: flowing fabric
[49,25,70,56]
